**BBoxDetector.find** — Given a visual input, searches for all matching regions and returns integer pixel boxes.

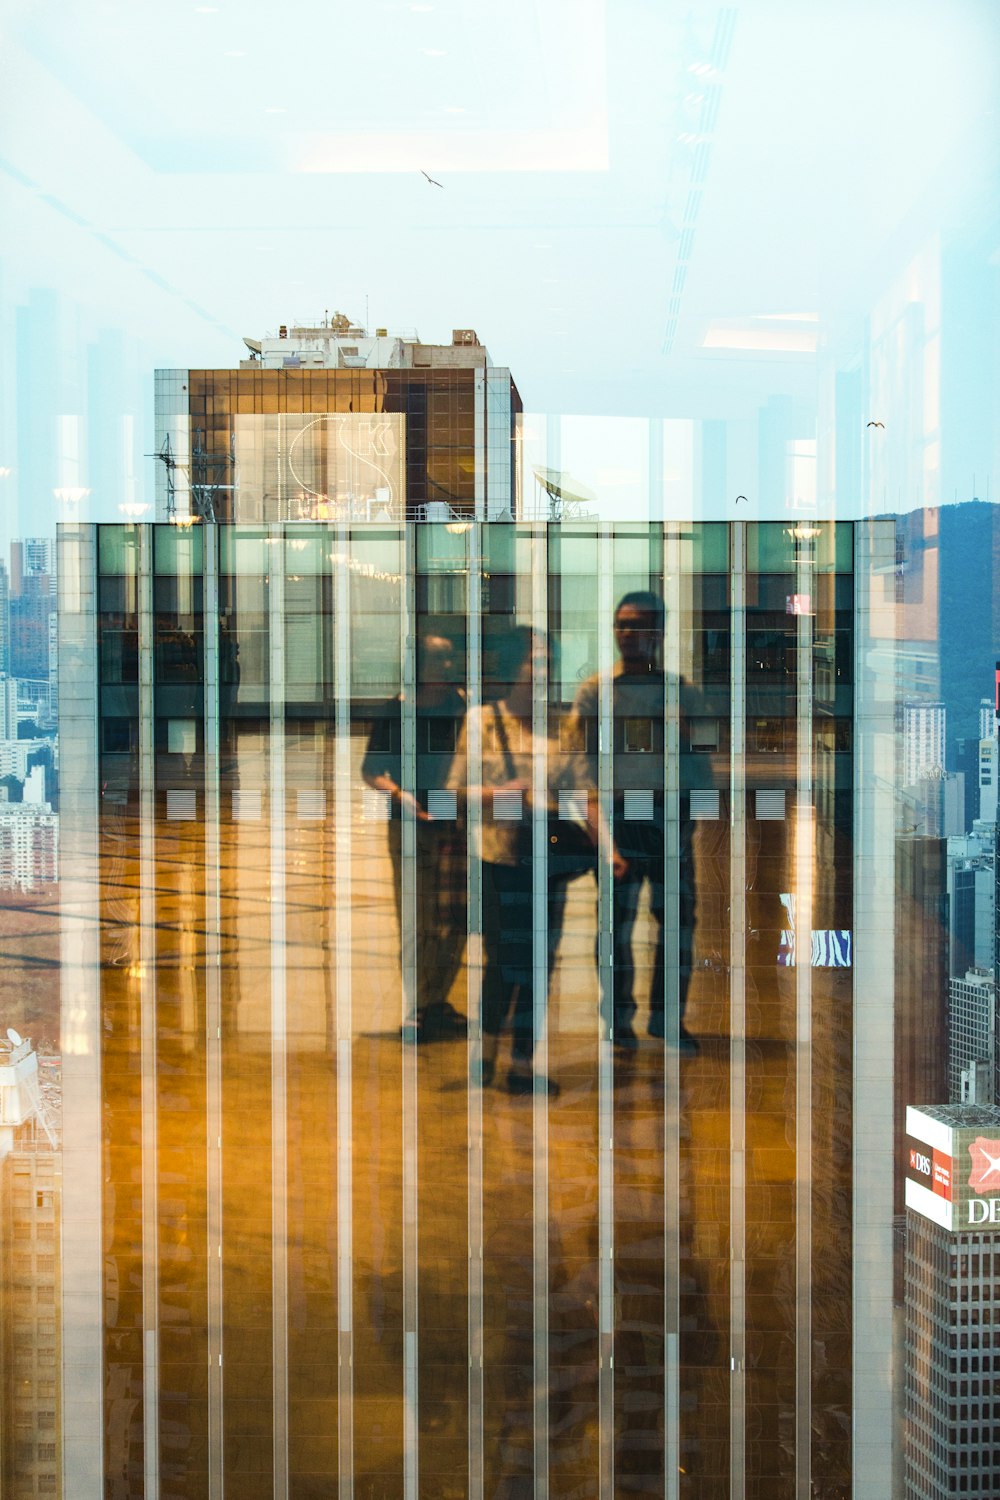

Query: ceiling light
[422,48,447,56]
[224,49,246,57]
[265,107,286,114]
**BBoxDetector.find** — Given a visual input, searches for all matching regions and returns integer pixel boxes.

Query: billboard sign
[906,1106,1000,1231]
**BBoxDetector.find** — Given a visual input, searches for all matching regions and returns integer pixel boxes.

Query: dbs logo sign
[967,1138,1000,1195]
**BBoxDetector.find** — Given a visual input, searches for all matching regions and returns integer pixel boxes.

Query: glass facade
[56,518,885,1498]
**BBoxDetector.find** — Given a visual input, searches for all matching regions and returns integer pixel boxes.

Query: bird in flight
[421,170,444,188]
[735,495,748,504]
[867,421,884,429]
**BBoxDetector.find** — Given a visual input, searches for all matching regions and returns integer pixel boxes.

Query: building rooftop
[911,1103,1000,1129]
[239,312,496,373]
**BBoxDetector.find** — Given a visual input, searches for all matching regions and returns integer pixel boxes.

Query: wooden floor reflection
[94,793,851,1500]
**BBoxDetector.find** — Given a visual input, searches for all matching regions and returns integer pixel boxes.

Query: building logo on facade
[909,1147,931,1177]
[905,1108,1000,1233]
[968,1138,1000,1194]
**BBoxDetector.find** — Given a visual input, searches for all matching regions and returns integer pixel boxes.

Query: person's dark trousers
[481,858,565,1064]
[388,817,467,1019]
[599,813,694,1034]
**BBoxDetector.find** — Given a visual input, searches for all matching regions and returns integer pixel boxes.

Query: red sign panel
[967,1137,1000,1195]
[932,1150,952,1200]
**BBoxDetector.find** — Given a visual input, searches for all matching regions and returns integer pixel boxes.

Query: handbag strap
[492,703,518,783]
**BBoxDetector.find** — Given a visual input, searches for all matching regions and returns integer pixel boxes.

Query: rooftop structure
[240,314,493,372]
[154,314,521,525]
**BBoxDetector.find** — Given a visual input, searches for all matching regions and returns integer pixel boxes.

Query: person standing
[571,591,699,1054]
[448,626,623,1096]
[362,628,468,1042]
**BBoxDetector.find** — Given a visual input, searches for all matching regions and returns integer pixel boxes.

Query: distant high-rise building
[978,736,998,824]
[895,837,950,1227]
[948,968,996,1102]
[0,1032,61,1500]
[8,541,55,686]
[942,771,966,837]
[0,740,34,783]
[903,699,946,786]
[10,540,56,593]
[947,831,995,976]
[954,736,981,831]
[904,1103,1000,1500]
[960,1059,992,1104]
[0,561,9,678]
[979,696,997,743]
[154,317,522,525]
[0,806,58,890]
[0,677,18,741]
[46,613,57,723]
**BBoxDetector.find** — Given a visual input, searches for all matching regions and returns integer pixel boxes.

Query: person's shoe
[613,1022,639,1051]
[506,1070,560,1098]
[647,1016,700,1055]
[473,1055,495,1087]
[674,1024,700,1057]
[415,1002,466,1041]
[438,1002,468,1036]
[472,1034,498,1086]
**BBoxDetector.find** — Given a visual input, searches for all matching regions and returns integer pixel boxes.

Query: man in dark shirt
[572,591,699,1054]
[361,629,468,1042]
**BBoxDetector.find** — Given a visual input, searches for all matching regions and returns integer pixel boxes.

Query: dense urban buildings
[0,1032,61,1500]
[0,540,61,891]
[904,1104,1000,1499]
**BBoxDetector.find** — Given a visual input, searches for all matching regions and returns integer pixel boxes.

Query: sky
[0,0,998,534]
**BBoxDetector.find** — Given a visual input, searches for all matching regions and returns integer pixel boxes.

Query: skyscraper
[904,1103,1000,1499]
[948,968,996,1102]
[0,559,9,678]
[903,699,946,788]
[8,539,56,687]
[58,515,897,1498]
[946,830,995,977]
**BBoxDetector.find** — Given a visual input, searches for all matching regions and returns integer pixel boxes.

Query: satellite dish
[6,1027,23,1046]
